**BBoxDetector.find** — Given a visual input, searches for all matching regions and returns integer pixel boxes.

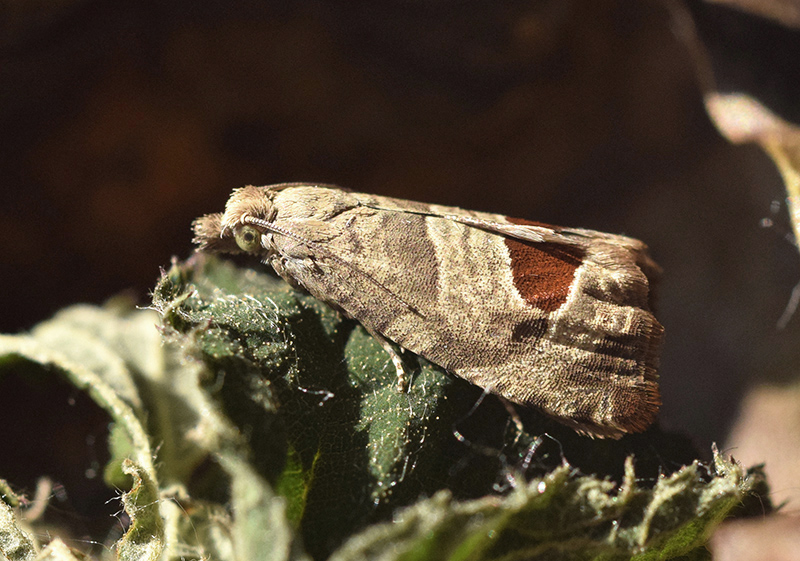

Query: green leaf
[330,453,762,561]
[220,454,311,561]
[0,298,307,560]
[116,460,164,561]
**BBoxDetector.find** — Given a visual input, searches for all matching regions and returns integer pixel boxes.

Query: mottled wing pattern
[194,185,663,438]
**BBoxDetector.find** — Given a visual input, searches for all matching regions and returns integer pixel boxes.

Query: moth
[193,183,663,438]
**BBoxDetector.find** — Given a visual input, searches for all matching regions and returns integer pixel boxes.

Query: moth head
[193,185,278,255]
[192,213,271,257]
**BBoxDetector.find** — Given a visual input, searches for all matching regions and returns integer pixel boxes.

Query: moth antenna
[243,216,424,318]
[496,395,525,446]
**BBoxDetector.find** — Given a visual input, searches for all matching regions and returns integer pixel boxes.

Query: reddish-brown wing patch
[504,217,585,313]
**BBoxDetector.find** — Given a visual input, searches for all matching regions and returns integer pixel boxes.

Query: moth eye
[234,225,262,252]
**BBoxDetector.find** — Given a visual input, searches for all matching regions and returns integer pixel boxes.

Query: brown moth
[193,183,663,438]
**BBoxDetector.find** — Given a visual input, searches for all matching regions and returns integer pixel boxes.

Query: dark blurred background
[2,0,799,465]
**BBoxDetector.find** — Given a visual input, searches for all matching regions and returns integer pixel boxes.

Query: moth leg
[362,325,409,392]
[496,395,525,446]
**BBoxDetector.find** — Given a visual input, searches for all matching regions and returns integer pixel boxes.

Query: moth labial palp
[193,183,664,439]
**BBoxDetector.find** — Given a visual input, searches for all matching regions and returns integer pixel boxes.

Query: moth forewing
[193,184,663,439]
